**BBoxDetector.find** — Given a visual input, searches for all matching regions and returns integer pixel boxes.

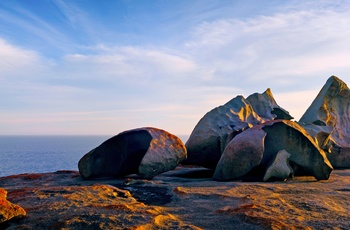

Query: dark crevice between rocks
[122,186,172,206]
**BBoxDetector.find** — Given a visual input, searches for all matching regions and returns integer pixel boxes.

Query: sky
[1,0,350,136]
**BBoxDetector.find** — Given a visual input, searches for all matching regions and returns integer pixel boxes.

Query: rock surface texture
[78,127,186,179]
[0,188,26,226]
[1,169,350,229]
[184,89,290,169]
[213,128,266,181]
[214,120,333,181]
[299,76,350,168]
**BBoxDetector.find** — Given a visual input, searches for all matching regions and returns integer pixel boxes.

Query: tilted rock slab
[0,188,26,224]
[214,120,333,181]
[184,89,291,169]
[299,76,350,168]
[78,127,187,179]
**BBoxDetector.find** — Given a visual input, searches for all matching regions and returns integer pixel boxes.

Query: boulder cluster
[78,76,350,182]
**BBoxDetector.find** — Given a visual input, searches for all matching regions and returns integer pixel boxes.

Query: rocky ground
[1,166,350,229]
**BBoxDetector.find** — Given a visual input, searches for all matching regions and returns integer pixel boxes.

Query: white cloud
[185,9,350,89]
[0,38,44,79]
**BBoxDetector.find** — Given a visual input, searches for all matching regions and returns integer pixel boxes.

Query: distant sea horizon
[0,134,189,177]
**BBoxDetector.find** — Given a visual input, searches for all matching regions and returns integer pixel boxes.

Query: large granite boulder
[184,89,292,169]
[78,127,186,179]
[213,128,266,181]
[214,120,333,181]
[0,188,26,224]
[299,76,350,168]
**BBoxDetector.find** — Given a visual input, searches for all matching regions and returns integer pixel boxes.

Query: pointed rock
[246,88,293,120]
[78,127,186,179]
[299,76,350,168]
[263,149,293,181]
[184,95,265,169]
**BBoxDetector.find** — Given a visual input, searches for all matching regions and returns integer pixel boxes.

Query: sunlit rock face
[184,89,291,169]
[0,188,26,225]
[263,149,293,182]
[299,76,350,168]
[78,127,186,179]
[214,120,333,181]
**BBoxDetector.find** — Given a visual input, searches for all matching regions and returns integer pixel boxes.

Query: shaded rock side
[246,88,293,120]
[263,149,293,181]
[78,127,186,179]
[213,128,266,181]
[0,188,26,224]
[261,120,333,180]
[299,76,350,168]
[184,95,265,169]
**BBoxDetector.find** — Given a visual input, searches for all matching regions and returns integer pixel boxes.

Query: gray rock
[213,128,266,181]
[78,127,186,179]
[261,120,333,180]
[263,149,293,181]
[184,95,265,169]
[246,88,293,120]
[184,89,292,169]
[299,76,350,168]
[214,120,332,181]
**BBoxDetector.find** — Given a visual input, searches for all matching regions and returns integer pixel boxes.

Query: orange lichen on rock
[0,188,26,224]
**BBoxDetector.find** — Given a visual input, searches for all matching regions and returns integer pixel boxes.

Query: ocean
[0,135,189,177]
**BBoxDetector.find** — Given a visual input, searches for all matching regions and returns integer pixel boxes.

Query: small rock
[263,149,293,181]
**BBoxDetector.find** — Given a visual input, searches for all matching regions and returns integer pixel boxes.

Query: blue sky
[1,0,350,136]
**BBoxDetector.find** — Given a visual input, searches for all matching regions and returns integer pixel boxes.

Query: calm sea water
[0,135,109,177]
[0,135,189,177]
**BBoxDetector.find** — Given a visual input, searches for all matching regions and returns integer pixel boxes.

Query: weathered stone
[213,128,266,181]
[263,149,293,181]
[184,89,293,169]
[261,120,333,180]
[78,127,186,179]
[0,188,26,224]
[138,128,187,179]
[246,88,293,120]
[184,95,265,169]
[299,76,350,168]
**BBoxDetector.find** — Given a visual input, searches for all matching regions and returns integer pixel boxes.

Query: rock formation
[0,188,26,225]
[78,127,186,179]
[184,89,291,169]
[1,169,350,229]
[299,76,350,168]
[213,128,266,181]
[213,120,333,181]
[246,88,293,120]
[263,149,293,181]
